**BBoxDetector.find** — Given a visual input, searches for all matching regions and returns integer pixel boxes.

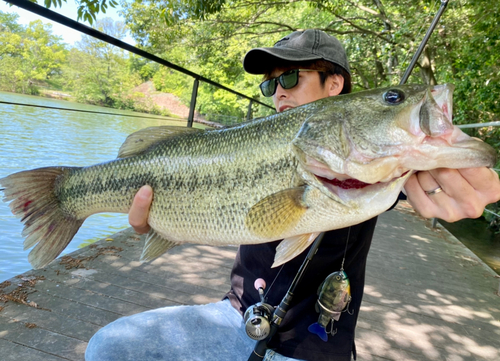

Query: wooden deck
[1,202,499,360]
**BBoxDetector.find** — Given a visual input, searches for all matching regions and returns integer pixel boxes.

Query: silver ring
[425,186,443,196]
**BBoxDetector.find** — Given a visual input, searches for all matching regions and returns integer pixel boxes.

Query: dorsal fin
[117,126,203,158]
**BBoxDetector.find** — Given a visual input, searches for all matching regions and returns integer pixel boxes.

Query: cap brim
[243,48,324,74]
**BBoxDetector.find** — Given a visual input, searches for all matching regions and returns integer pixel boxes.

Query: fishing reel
[243,279,274,340]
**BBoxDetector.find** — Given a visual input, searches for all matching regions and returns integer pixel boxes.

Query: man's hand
[404,167,500,222]
[129,185,153,234]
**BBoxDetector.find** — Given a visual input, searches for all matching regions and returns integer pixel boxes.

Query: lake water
[0,91,199,282]
[439,218,500,275]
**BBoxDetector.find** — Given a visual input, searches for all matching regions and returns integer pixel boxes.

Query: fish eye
[383,88,405,105]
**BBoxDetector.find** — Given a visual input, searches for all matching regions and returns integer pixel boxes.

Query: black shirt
[225,217,378,361]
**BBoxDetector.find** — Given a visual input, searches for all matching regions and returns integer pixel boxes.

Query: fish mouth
[315,175,373,190]
[314,171,410,198]
[300,152,410,191]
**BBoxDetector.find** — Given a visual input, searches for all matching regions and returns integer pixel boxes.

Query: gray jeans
[85,299,304,361]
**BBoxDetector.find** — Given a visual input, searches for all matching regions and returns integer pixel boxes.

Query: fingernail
[139,186,152,199]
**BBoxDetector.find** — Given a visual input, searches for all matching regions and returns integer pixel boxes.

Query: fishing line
[0,100,174,121]
[263,264,285,300]
[340,227,351,271]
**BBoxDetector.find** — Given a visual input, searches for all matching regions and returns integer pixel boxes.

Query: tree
[439,1,499,126]
[0,12,67,94]
[24,0,500,130]
[65,17,141,107]
[41,0,119,24]
[115,0,498,125]
[39,0,221,24]
[0,10,24,32]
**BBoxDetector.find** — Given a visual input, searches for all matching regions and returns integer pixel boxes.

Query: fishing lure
[308,270,352,342]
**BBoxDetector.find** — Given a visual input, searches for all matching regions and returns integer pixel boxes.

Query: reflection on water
[0,91,198,282]
[439,218,500,275]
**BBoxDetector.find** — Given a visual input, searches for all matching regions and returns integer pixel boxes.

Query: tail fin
[1,167,84,269]
[308,322,328,342]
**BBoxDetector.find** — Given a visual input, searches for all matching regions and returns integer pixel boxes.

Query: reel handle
[254,278,266,302]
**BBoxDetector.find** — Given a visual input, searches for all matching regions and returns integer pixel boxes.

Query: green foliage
[39,0,224,25]
[0,10,24,33]
[40,0,119,24]
[45,0,223,25]
[0,13,67,94]
[152,67,192,104]
[8,0,500,129]
[439,1,499,131]
[0,12,171,115]
[129,55,160,81]
[117,0,499,125]
[161,0,225,25]
[63,18,143,108]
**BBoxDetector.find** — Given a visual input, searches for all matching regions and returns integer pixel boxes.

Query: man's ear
[327,74,345,96]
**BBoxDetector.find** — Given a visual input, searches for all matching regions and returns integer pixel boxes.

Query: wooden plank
[358,299,500,350]
[0,229,236,360]
[0,338,69,361]
[363,264,500,305]
[1,207,499,360]
[25,276,152,316]
[0,320,87,360]
[355,206,500,361]
[0,303,99,341]
[58,276,180,310]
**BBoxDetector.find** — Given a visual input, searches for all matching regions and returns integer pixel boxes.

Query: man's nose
[274,83,289,98]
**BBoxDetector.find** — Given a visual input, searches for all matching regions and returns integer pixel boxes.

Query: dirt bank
[132,81,194,119]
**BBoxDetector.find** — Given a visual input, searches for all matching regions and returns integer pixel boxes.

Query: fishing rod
[246,1,451,360]
[400,0,449,85]
[247,234,325,361]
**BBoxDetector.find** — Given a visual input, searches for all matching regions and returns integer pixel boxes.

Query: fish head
[292,84,497,199]
[322,270,350,290]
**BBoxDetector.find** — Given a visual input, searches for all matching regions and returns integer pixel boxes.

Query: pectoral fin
[245,187,309,238]
[272,232,320,268]
[140,229,181,262]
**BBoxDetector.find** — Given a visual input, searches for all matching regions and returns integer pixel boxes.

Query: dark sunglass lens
[260,79,276,97]
[279,70,299,89]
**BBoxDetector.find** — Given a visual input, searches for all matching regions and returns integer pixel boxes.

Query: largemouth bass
[0,84,496,269]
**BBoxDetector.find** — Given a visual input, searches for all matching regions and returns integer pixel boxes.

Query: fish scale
[1,84,496,269]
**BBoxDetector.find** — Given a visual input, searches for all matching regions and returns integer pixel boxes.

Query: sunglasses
[259,69,319,97]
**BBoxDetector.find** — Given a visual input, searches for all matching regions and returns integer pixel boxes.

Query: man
[86,30,500,361]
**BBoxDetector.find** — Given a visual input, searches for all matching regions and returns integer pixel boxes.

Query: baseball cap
[243,29,350,75]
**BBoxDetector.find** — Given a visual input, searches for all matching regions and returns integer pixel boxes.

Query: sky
[0,0,135,45]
